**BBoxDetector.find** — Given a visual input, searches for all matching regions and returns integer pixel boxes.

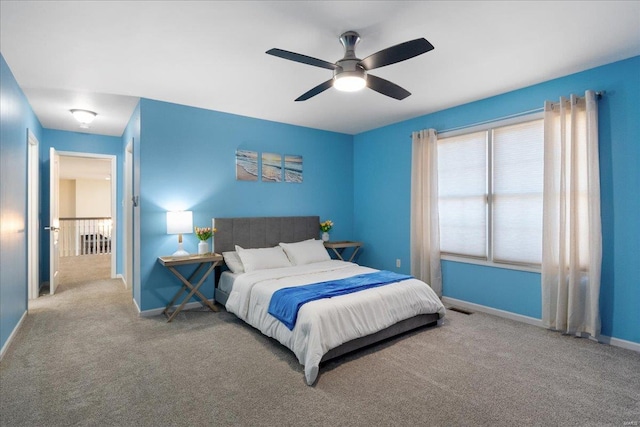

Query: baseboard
[442,297,543,327]
[0,310,27,362]
[137,299,216,317]
[115,274,128,289]
[598,335,640,353]
[133,297,141,314]
[442,296,639,353]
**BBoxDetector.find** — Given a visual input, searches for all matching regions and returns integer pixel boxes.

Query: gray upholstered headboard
[212,216,320,253]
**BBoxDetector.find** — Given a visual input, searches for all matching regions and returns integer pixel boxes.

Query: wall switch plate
[396,259,401,268]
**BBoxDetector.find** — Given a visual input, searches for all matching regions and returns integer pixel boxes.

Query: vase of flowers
[195,226,214,254]
[320,220,333,242]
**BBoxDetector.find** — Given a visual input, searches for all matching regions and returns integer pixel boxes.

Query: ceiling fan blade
[367,74,411,100]
[359,38,434,70]
[295,79,334,101]
[266,48,337,70]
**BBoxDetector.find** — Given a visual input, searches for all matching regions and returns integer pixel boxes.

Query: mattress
[224,260,446,385]
[218,270,240,295]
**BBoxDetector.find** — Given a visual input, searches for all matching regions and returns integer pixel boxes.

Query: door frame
[27,130,40,300]
[124,139,133,290]
[57,151,118,279]
[49,148,60,294]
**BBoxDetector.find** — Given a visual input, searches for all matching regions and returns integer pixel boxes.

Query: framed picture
[285,155,303,183]
[261,152,282,182]
[236,150,258,181]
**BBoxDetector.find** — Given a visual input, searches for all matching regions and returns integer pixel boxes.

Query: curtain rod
[411,91,604,138]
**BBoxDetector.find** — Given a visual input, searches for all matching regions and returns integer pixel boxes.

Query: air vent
[447,306,473,315]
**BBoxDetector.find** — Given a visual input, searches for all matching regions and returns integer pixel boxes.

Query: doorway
[50,152,117,293]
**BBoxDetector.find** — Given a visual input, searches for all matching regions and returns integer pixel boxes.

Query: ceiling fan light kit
[333,69,367,92]
[266,30,434,101]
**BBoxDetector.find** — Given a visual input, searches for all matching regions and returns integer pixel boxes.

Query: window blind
[437,131,487,258]
[492,120,544,264]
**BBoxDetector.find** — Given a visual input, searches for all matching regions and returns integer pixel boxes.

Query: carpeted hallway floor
[1,263,639,426]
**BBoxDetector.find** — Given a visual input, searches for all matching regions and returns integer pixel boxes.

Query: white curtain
[410,129,442,297]
[541,90,602,337]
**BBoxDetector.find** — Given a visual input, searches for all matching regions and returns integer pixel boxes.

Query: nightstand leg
[348,246,361,262]
[163,262,219,322]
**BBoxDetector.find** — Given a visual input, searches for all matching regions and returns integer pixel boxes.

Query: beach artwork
[261,152,282,182]
[284,155,303,183]
[236,150,258,181]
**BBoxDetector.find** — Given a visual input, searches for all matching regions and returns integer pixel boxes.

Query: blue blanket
[267,271,413,330]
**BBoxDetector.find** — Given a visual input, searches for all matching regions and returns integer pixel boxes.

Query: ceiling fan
[266,31,434,101]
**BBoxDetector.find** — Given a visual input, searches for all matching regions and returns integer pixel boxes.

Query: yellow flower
[320,220,333,232]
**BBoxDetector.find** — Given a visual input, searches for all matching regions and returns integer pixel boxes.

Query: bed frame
[212,216,439,364]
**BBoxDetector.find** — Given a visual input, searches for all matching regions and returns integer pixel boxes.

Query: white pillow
[235,245,292,272]
[222,251,245,274]
[279,239,330,266]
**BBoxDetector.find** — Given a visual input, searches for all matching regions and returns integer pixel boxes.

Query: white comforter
[225,260,446,385]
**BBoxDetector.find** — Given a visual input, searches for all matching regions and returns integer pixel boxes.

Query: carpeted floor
[1,268,639,426]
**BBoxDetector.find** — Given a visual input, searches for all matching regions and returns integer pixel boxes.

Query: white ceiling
[1,1,639,137]
[59,156,111,181]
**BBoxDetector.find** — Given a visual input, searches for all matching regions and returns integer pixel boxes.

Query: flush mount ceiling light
[70,109,97,128]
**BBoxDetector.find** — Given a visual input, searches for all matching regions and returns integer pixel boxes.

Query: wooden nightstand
[324,241,363,262]
[158,253,223,322]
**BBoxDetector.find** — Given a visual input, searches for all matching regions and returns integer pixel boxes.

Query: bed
[213,216,446,385]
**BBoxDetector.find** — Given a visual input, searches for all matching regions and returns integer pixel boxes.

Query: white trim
[0,310,27,362]
[442,296,544,327]
[137,300,216,318]
[56,151,117,279]
[132,297,141,314]
[115,274,127,289]
[598,335,640,353]
[123,138,133,291]
[441,255,542,274]
[442,297,639,353]
[109,155,117,279]
[27,130,40,300]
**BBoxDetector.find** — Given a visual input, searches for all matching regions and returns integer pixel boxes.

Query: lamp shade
[166,211,193,235]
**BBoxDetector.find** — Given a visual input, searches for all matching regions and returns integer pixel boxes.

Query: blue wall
[136,99,353,311]
[3,50,637,355]
[0,54,43,351]
[354,56,640,344]
[40,129,124,283]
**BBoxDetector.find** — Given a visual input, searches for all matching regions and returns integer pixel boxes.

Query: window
[437,115,544,268]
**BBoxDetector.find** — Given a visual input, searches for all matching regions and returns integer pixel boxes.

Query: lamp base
[172,242,189,257]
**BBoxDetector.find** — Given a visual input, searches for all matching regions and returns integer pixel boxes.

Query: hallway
[39,254,112,297]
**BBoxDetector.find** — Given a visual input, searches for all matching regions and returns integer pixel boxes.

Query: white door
[49,147,60,295]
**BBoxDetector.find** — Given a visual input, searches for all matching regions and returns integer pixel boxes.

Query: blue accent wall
[0,54,43,351]
[136,99,353,311]
[40,129,124,283]
[354,56,640,344]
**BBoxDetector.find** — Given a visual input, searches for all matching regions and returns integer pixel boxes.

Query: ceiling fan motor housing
[335,31,367,85]
[334,60,367,81]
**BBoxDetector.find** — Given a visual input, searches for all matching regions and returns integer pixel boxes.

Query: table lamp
[166,211,193,256]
